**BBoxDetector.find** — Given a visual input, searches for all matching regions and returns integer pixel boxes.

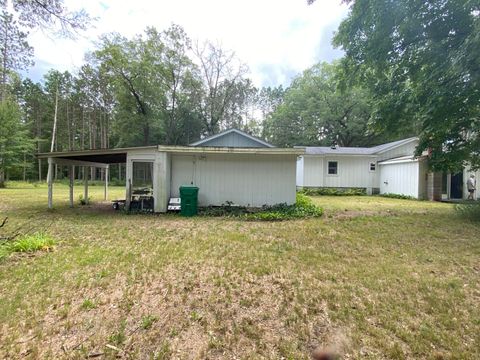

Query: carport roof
[37,146,157,164]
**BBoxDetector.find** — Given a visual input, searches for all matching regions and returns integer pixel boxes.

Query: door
[450,172,463,199]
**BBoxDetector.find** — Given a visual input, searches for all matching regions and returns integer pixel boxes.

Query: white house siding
[301,155,378,190]
[170,153,297,207]
[302,156,324,187]
[379,161,420,198]
[296,156,304,187]
[377,141,418,162]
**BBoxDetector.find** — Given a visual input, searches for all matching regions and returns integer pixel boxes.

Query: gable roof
[303,137,418,156]
[190,128,274,148]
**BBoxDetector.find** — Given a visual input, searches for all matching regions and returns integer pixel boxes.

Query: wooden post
[104,165,109,201]
[47,157,53,209]
[84,166,89,205]
[69,165,74,207]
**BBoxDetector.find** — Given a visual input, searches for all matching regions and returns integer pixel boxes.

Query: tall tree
[0,100,33,187]
[263,62,384,147]
[149,25,202,144]
[331,0,480,170]
[193,41,249,135]
[6,0,91,37]
[0,11,33,101]
[93,33,161,146]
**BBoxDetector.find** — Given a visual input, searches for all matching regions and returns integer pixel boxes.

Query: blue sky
[26,0,349,87]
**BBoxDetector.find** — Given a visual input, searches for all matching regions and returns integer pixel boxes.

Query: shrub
[78,194,91,205]
[246,193,323,221]
[380,193,416,200]
[198,194,323,221]
[455,202,480,222]
[301,187,366,196]
[7,233,56,253]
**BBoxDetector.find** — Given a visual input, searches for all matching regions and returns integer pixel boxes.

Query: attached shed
[38,129,302,212]
[378,156,428,199]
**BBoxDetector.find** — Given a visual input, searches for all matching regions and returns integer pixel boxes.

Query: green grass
[0,183,479,359]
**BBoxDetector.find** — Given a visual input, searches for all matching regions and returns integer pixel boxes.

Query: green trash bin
[179,185,199,217]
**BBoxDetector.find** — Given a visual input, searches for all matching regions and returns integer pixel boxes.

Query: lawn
[0,183,479,359]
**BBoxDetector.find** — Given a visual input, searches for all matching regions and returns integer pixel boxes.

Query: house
[38,129,303,212]
[296,137,480,200]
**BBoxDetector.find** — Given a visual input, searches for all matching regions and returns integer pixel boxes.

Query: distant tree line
[2,0,477,186]
[1,19,386,185]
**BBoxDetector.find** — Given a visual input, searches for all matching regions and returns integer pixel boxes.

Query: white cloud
[26,0,349,87]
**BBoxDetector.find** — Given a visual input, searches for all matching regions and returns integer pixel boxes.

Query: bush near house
[200,193,323,221]
[379,193,416,200]
[455,202,480,222]
[300,187,367,196]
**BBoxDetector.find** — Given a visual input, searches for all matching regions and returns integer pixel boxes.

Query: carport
[37,146,156,209]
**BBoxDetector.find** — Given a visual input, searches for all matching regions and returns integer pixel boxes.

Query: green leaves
[334,0,480,170]
[0,100,34,186]
[264,61,384,147]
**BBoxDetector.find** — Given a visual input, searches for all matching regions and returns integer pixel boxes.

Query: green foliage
[0,11,34,97]
[334,0,480,171]
[301,187,367,196]
[455,203,480,222]
[109,320,127,346]
[246,193,323,221]
[199,194,323,221]
[1,233,56,258]
[0,100,35,187]
[140,315,158,330]
[78,194,91,206]
[379,193,416,200]
[263,62,390,147]
[81,299,96,310]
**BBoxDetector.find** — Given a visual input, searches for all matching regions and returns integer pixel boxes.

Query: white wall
[296,156,304,187]
[301,155,378,189]
[303,156,324,187]
[171,153,297,207]
[379,161,420,198]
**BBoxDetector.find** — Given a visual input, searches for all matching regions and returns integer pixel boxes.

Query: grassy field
[0,183,479,359]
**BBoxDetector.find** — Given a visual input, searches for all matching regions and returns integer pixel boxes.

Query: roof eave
[158,145,304,155]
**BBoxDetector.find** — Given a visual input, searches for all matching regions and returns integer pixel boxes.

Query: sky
[26,0,350,88]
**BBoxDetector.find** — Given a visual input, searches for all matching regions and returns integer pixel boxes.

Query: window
[328,161,338,175]
[370,162,376,171]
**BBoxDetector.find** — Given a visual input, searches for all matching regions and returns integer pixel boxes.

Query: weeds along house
[38,129,303,212]
[296,138,480,200]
